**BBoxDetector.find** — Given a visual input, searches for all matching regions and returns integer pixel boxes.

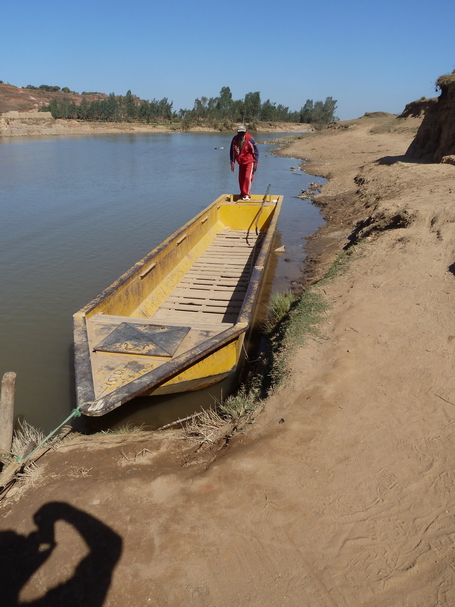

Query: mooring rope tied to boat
[16,405,83,466]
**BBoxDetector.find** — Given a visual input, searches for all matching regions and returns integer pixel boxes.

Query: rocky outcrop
[0,111,63,136]
[399,97,438,119]
[406,75,455,162]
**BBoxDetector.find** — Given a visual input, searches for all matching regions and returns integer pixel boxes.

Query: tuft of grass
[0,420,46,466]
[1,419,81,470]
[183,388,262,445]
[16,461,43,486]
[319,250,351,282]
[263,291,296,334]
[184,408,233,444]
[218,388,259,421]
[436,71,455,90]
[268,288,329,388]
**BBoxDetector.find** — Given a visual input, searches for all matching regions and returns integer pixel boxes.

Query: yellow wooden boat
[74,193,283,416]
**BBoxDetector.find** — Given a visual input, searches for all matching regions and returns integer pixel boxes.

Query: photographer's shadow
[0,501,122,607]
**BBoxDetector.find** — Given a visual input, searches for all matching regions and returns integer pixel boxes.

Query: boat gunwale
[74,196,227,320]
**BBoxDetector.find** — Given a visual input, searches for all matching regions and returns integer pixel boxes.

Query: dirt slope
[2,113,455,607]
[0,82,106,114]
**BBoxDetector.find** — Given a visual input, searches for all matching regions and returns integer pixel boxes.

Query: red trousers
[238,162,254,198]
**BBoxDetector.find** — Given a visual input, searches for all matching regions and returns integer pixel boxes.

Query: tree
[78,98,90,120]
[260,99,276,121]
[300,97,337,124]
[275,103,290,121]
[243,91,261,122]
[300,99,314,123]
[321,96,338,122]
[193,96,208,120]
[158,97,173,120]
[123,90,138,121]
[217,86,233,119]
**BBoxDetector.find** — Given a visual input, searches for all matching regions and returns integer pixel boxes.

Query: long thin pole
[0,372,16,453]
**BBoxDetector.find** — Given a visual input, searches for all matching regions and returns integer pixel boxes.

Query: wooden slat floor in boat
[151,230,263,325]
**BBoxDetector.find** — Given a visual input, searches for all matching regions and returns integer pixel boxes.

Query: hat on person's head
[237,125,247,132]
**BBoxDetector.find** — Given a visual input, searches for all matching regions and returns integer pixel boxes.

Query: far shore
[0,115,313,138]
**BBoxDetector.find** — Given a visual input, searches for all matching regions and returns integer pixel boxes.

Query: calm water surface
[0,132,325,432]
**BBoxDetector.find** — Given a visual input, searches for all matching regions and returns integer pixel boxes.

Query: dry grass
[0,419,46,467]
[0,421,49,502]
[436,72,455,90]
[15,461,43,486]
[1,420,75,470]
[184,408,236,445]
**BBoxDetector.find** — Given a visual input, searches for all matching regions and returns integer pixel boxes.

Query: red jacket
[230,133,259,166]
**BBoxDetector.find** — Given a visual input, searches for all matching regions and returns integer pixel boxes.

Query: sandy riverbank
[2,112,455,606]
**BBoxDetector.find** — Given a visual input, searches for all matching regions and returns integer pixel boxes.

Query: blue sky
[1,0,454,120]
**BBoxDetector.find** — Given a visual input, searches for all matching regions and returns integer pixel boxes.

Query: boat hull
[73,193,283,416]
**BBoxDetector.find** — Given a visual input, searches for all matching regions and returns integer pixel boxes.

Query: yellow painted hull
[151,336,243,395]
[74,193,283,416]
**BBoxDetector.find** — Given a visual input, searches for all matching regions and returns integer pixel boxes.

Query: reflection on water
[0,132,324,432]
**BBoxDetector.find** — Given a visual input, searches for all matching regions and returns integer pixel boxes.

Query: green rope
[16,405,83,466]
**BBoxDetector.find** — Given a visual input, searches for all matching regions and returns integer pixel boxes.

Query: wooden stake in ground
[0,372,16,453]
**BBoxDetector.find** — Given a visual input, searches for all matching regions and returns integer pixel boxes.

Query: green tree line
[42,91,174,123]
[179,87,338,126]
[38,85,338,126]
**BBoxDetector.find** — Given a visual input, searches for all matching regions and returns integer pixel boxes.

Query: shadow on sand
[0,501,122,606]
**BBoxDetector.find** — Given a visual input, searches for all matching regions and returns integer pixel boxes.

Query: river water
[0,132,324,433]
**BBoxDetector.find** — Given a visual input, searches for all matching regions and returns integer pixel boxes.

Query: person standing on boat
[230,125,259,200]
